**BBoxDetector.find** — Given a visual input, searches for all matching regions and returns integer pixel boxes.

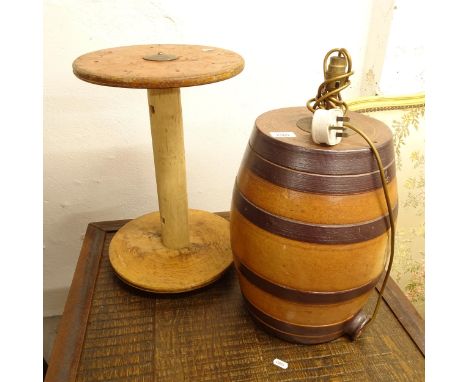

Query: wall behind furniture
[378,0,425,316]
[44,0,383,315]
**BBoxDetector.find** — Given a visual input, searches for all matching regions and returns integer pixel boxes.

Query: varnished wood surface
[72,44,244,89]
[46,214,424,382]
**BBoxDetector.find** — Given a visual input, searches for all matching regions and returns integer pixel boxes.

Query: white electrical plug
[311,108,344,146]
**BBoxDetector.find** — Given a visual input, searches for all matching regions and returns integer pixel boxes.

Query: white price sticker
[270,132,296,138]
[273,358,288,369]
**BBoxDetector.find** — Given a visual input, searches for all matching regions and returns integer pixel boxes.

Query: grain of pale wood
[72,44,244,89]
[108,210,232,293]
[147,88,189,249]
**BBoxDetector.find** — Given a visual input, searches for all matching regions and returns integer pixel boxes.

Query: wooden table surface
[46,213,424,382]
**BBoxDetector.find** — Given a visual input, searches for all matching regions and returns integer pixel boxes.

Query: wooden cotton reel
[73,44,244,293]
[230,107,397,344]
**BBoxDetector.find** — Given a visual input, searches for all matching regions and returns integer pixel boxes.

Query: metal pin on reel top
[143,52,178,61]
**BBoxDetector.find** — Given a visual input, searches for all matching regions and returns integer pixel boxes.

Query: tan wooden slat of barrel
[230,208,388,291]
[72,44,245,89]
[237,167,398,224]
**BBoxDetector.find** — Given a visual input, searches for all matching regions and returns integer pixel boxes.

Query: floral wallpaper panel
[361,106,425,317]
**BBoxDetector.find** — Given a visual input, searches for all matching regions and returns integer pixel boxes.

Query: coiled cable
[307,48,396,336]
[343,122,396,330]
[307,48,353,113]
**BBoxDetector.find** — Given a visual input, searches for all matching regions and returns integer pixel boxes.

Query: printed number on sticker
[270,132,296,138]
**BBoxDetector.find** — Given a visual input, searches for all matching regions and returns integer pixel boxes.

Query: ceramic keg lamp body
[230,49,397,344]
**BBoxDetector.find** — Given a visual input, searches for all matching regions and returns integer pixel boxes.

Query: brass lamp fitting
[326,56,348,91]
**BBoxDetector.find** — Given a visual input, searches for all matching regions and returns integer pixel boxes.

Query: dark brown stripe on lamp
[237,262,381,304]
[243,296,357,336]
[245,145,396,194]
[233,186,398,244]
[245,306,344,344]
[251,318,340,344]
[249,126,395,175]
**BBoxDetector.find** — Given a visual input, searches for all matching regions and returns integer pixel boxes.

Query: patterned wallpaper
[350,98,425,317]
